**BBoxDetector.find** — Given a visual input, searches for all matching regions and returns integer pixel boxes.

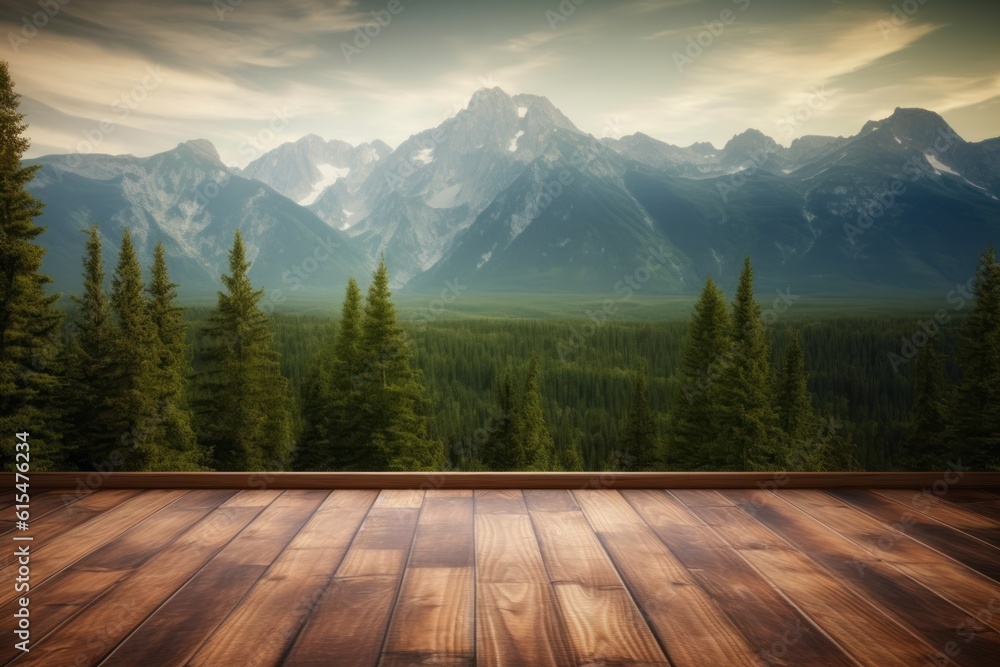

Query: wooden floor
[3,487,1000,666]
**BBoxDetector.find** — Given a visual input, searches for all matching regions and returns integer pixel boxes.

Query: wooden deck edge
[8,471,999,490]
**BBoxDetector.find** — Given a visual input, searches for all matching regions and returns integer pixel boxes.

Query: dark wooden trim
[9,471,1000,490]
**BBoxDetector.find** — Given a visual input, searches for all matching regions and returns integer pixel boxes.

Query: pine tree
[903,340,949,470]
[0,61,63,470]
[484,358,525,471]
[717,256,782,470]
[667,276,731,469]
[147,243,202,470]
[108,228,164,470]
[294,328,335,471]
[294,277,365,470]
[483,355,557,471]
[618,366,661,471]
[329,277,366,468]
[950,245,1000,470]
[356,258,442,470]
[776,329,817,463]
[63,225,119,469]
[521,353,555,471]
[198,231,292,470]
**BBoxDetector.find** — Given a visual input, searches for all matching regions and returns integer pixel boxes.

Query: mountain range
[24,88,1000,300]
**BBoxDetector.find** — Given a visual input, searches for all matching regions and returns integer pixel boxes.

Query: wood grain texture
[724,489,1000,665]
[833,489,1000,582]
[9,486,1000,666]
[575,490,760,667]
[874,488,1000,547]
[0,490,185,608]
[476,493,571,666]
[187,490,376,666]
[381,566,474,667]
[280,498,422,666]
[15,470,1000,489]
[528,490,669,666]
[625,490,855,667]
[0,489,92,535]
[94,490,318,666]
[10,491,246,666]
[782,489,1000,633]
[684,492,938,666]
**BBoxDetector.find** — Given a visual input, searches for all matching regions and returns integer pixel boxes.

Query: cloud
[602,9,948,146]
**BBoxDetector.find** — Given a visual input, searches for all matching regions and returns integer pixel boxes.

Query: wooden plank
[524,489,581,512]
[0,490,185,608]
[475,503,571,666]
[782,490,1000,633]
[0,489,93,535]
[0,490,139,572]
[17,471,1000,490]
[624,490,855,667]
[381,493,475,666]
[280,497,423,666]
[475,489,528,514]
[187,490,377,666]
[833,489,1000,582]
[874,489,1000,547]
[680,491,938,666]
[528,490,668,666]
[575,490,760,667]
[93,490,322,666]
[935,489,1000,522]
[723,489,1000,665]
[5,491,245,666]
[373,488,425,508]
[669,489,736,508]
[85,492,276,667]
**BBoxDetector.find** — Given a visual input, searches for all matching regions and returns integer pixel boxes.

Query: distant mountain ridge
[25,92,1000,299]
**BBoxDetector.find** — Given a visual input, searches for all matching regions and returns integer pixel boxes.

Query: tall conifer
[618,366,660,471]
[198,231,292,470]
[0,61,63,469]
[950,245,1000,469]
[667,276,730,469]
[357,258,442,470]
[717,256,782,470]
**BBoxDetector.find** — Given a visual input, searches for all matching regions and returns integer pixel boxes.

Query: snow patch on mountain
[509,131,524,152]
[298,164,350,205]
[426,183,463,209]
[924,153,958,176]
[413,148,434,165]
[517,106,527,118]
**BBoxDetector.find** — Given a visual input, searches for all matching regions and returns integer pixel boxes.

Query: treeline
[2,60,998,472]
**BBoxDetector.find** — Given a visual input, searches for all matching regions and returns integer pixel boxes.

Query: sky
[5,0,999,167]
